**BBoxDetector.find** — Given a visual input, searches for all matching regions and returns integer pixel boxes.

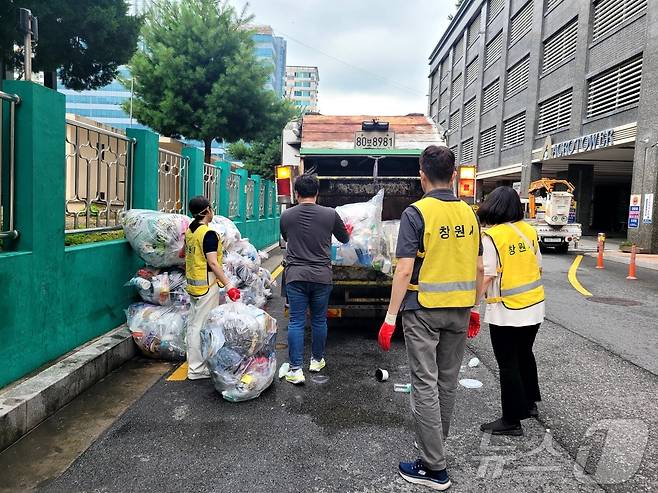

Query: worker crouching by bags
[185,196,241,381]
[477,186,545,436]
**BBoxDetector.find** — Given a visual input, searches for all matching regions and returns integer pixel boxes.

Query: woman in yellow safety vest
[476,186,545,436]
[185,196,241,380]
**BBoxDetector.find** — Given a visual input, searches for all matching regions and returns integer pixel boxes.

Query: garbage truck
[279,114,446,320]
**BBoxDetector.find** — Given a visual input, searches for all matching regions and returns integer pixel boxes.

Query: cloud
[233,0,454,114]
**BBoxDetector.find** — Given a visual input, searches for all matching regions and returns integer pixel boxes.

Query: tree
[0,0,140,89]
[227,100,298,180]
[126,0,289,163]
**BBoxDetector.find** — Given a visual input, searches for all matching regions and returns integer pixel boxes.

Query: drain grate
[587,296,642,306]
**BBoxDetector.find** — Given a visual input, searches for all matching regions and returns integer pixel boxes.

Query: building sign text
[544,129,615,160]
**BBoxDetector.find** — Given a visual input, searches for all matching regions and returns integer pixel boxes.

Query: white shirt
[482,234,545,327]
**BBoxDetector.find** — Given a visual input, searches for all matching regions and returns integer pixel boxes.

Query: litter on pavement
[394,383,412,393]
[468,357,480,368]
[459,378,483,389]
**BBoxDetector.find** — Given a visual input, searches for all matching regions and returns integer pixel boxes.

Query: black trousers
[489,323,542,422]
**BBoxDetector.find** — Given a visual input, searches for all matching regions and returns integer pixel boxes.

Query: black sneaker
[398,459,451,491]
[528,403,539,418]
[480,418,523,436]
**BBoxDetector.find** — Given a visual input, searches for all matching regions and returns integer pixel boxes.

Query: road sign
[628,194,641,229]
[643,193,653,225]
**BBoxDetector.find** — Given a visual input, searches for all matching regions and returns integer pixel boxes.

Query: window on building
[537,88,573,135]
[294,81,312,87]
[485,31,503,67]
[506,56,530,98]
[440,58,450,81]
[431,69,440,100]
[592,0,647,42]
[542,18,578,75]
[466,57,479,86]
[482,79,500,113]
[463,97,477,124]
[587,55,643,118]
[440,87,449,111]
[488,0,505,24]
[453,37,465,65]
[294,90,312,97]
[461,138,474,164]
[450,109,461,132]
[468,12,481,47]
[503,112,526,148]
[510,1,533,46]
[546,0,563,11]
[480,126,497,156]
[452,73,463,99]
[450,145,459,161]
[440,119,447,129]
[431,100,439,120]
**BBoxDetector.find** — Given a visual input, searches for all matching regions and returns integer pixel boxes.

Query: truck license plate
[543,237,562,243]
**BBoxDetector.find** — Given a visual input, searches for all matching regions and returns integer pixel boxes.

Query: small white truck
[524,179,581,253]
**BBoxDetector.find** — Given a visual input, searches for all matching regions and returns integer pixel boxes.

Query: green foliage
[0,0,140,90]
[227,99,297,180]
[64,230,125,246]
[126,0,290,162]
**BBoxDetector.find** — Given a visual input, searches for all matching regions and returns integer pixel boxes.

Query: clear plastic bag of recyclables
[121,209,190,268]
[126,302,189,361]
[201,303,277,402]
[332,189,390,273]
[126,267,190,306]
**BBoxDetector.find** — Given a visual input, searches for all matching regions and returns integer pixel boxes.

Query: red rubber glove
[467,310,480,339]
[345,223,354,236]
[227,287,241,302]
[378,312,397,351]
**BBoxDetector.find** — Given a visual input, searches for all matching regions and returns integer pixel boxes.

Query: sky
[233,0,455,115]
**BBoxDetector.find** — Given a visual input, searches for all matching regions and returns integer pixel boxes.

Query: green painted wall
[0,81,280,389]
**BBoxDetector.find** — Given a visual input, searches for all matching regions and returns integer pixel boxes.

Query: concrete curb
[0,325,136,452]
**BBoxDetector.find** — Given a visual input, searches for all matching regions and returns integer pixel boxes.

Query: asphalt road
[6,249,656,492]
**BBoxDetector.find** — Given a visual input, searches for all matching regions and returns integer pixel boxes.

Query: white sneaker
[285,368,305,385]
[309,358,326,373]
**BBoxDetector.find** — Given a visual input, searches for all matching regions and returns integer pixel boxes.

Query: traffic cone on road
[596,237,605,269]
[627,244,638,280]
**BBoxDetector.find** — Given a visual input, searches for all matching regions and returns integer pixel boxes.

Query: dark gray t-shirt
[280,202,350,285]
[396,188,483,311]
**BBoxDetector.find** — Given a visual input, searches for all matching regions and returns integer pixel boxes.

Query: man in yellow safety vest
[378,146,484,491]
[185,196,241,380]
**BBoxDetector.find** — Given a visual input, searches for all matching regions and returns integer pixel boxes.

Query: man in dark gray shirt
[280,173,350,385]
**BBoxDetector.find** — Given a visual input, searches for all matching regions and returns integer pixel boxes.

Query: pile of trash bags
[331,190,392,274]
[121,209,274,364]
[125,302,189,360]
[201,303,277,402]
[382,220,401,264]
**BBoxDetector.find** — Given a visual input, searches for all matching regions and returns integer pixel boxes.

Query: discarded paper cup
[375,368,389,382]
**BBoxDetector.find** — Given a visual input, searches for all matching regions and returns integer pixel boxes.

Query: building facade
[253,26,288,97]
[285,66,320,112]
[428,0,658,251]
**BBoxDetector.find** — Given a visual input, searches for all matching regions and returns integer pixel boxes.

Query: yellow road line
[167,362,189,381]
[271,265,283,280]
[568,255,593,297]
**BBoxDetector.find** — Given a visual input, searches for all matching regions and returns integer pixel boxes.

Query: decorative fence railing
[0,90,20,240]
[245,178,255,219]
[203,162,221,212]
[158,149,189,214]
[64,118,135,234]
[228,172,240,219]
[258,182,266,218]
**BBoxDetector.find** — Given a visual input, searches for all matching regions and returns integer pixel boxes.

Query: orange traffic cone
[596,238,604,269]
[627,244,638,280]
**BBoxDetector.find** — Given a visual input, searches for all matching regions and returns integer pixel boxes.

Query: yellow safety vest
[484,221,544,310]
[407,197,480,308]
[184,224,221,297]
